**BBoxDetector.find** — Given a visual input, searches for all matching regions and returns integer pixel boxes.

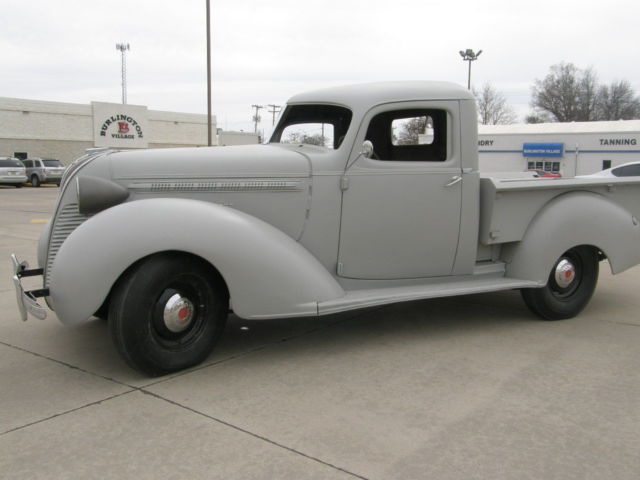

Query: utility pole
[459,48,482,90]
[206,0,213,146]
[251,105,264,133]
[267,104,282,125]
[115,43,130,104]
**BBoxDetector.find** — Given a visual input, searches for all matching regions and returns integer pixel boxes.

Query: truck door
[337,102,462,279]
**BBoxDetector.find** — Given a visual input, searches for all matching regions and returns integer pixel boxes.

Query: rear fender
[503,192,640,283]
[49,198,344,324]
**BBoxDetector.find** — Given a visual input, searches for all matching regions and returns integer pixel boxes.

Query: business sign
[522,142,564,157]
[92,102,149,148]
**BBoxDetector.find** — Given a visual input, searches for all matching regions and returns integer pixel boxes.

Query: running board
[318,277,540,316]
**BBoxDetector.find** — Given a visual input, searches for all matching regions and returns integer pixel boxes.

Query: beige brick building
[0,97,255,165]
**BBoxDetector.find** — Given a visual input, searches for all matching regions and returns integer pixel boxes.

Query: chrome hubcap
[554,259,576,288]
[163,293,195,333]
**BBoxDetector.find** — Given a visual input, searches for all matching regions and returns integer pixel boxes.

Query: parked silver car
[22,158,66,187]
[0,157,27,188]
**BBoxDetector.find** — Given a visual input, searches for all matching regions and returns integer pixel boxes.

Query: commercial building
[0,97,259,165]
[478,121,640,176]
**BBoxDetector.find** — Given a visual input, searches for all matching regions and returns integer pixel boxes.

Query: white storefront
[0,97,255,165]
[478,121,640,176]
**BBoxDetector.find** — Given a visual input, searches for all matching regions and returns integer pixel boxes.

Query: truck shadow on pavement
[25,286,612,384]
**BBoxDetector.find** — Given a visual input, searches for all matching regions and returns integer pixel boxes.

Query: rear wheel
[521,246,599,320]
[31,175,40,187]
[109,253,228,376]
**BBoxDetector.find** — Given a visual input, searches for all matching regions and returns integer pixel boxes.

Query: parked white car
[0,157,27,188]
[579,161,640,178]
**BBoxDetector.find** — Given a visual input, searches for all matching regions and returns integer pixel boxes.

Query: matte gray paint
[504,192,640,282]
[76,176,130,215]
[49,198,345,325]
[29,81,640,326]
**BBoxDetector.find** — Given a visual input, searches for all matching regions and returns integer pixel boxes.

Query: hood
[92,144,313,241]
[108,144,310,180]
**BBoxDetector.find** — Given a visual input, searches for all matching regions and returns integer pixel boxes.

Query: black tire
[109,252,228,376]
[31,175,40,187]
[521,246,599,320]
[15,184,22,188]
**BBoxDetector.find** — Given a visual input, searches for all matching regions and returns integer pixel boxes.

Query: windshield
[0,158,24,168]
[269,104,352,149]
[43,159,64,167]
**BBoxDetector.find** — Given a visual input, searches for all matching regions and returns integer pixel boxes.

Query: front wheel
[109,253,229,376]
[521,246,599,320]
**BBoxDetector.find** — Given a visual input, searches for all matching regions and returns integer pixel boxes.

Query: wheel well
[94,250,229,318]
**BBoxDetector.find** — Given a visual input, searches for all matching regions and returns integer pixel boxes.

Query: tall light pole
[459,48,482,90]
[206,0,213,146]
[115,43,130,104]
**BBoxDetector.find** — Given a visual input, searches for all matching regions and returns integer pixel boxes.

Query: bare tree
[531,63,640,122]
[596,80,640,120]
[473,83,517,125]
[525,112,553,124]
[576,67,599,121]
[284,130,326,146]
[395,117,428,145]
[531,63,590,122]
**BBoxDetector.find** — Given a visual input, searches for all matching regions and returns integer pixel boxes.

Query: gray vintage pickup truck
[12,81,640,375]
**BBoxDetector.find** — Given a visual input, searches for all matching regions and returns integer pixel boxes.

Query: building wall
[478,121,640,176]
[0,97,219,165]
[217,131,260,146]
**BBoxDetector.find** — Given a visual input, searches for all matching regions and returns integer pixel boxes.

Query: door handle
[444,175,462,187]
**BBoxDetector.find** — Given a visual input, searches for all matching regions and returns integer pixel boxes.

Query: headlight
[76,176,130,215]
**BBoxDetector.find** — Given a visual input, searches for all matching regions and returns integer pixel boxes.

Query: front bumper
[10,254,48,321]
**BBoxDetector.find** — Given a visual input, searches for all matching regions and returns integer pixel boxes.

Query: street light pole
[459,49,482,90]
[206,0,213,146]
[115,43,130,104]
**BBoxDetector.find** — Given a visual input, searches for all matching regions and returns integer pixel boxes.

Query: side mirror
[361,140,374,159]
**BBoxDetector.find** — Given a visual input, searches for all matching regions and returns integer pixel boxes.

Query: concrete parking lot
[1,186,639,479]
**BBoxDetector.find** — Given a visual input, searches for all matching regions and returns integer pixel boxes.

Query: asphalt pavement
[1,186,639,479]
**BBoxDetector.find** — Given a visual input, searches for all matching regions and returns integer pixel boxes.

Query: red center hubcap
[178,307,190,321]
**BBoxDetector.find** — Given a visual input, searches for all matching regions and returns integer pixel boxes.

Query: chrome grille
[44,203,89,287]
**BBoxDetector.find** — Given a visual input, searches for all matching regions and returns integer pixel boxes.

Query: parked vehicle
[0,157,27,187]
[528,169,562,178]
[22,158,66,187]
[12,81,640,375]
[579,161,640,178]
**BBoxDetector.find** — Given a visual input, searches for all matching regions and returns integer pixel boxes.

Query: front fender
[49,198,344,325]
[504,192,640,283]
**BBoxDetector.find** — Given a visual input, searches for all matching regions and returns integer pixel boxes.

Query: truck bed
[479,175,640,245]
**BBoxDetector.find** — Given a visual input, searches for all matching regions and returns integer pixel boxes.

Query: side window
[23,160,32,168]
[365,109,447,161]
[613,164,640,177]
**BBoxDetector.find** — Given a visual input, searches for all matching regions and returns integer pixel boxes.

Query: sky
[2,0,638,134]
